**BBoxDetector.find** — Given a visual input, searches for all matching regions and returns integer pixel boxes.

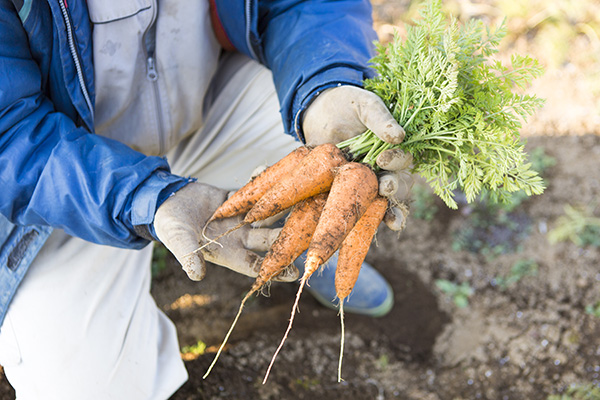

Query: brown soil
[159,134,600,400]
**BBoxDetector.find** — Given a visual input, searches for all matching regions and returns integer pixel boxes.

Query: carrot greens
[338,0,546,209]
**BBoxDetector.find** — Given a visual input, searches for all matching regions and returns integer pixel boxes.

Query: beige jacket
[89,0,221,156]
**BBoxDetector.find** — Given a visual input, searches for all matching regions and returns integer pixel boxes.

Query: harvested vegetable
[338,0,545,209]
[244,143,346,225]
[202,193,328,379]
[263,162,379,383]
[208,146,310,222]
[199,143,344,248]
[335,195,388,382]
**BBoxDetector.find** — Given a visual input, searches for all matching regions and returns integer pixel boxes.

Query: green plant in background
[152,243,169,278]
[547,382,600,400]
[494,258,538,290]
[452,146,554,257]
[435,279,474,308]
[338,0,545,209]
[585,302,600,318]
[181,340,207,356]
[452,207,531,257]
[548,205,600,248]
[376,354,390,369]
[411,183,439,220]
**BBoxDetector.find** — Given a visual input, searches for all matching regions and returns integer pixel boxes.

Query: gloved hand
[153,182,299,282]
[302,85,413,230]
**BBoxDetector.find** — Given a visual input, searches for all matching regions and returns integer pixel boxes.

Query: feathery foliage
[338,0,546,209]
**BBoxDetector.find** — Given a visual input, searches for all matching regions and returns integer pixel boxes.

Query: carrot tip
[263,275,308,384]
[202,290,254,380]
[338,301,345,383]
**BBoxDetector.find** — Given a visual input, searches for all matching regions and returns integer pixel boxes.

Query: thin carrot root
[263,273,308,384]
[338,301,345,383]
[263,253,323,384]
[202,290,254,379]
[191,220,249,256]
[205,194,329,379]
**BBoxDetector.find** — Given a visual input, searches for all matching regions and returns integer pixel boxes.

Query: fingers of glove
[154,212,208,281]
[376,148,413,171]
[251,209,289,228]
[271,264,300,283]
[242,227,282,252]
[378,174,399,198]
[176,251,207,281]
[303,86,404,145]
[383,205,409,232]
[201,245,262,278]
[352,89,405,145]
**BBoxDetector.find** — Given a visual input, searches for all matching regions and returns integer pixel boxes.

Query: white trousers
[0,54,299,400]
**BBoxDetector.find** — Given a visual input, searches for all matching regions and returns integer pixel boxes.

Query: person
[0,0,409,398]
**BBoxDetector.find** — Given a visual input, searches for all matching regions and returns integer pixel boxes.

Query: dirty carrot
[335,195,388,382]
[263,162,379,383]
[196,143,347,251]
[203,193,328,379]
[208,146,310,223]
[244,143,347,225]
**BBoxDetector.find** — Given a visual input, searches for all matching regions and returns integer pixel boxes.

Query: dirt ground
[153,135,599,400]
[1,1,599,400]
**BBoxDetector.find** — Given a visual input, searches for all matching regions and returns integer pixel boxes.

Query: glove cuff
[292,67,370,142]
[131,170,195,241]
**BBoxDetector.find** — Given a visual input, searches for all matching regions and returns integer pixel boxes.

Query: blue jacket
[0,0,377,325]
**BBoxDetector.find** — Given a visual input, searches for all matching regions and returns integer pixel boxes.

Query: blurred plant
[293,377,321,390]
[410,183,438,220]
[435,279,474,308]
[548,204,600,247]
[181,340,207,357]
[585,302,600,318]
[376,354,390,369]
[486,0,600,68]
[452,146,554,256]
[452,207,531,257]
[152,243,169,278]
[494,259,539,290]
[547,382,600,400]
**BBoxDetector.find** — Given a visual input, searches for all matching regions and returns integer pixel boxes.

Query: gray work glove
[153,182,299,281]
[302,85,412,230]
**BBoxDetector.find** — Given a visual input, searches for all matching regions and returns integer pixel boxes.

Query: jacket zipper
[245,0,258,60]
[57,0,94,120]
[143,3,166,155]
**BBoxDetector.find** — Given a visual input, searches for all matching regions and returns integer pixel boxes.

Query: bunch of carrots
[200,143,392,382]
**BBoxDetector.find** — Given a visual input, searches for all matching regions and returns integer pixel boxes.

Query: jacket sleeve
[0,3,190,249]
[212,0,378,142]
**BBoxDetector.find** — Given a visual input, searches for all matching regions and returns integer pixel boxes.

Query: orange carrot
[251,193,329,292]
[335,196,389,300]
[244,143,347,225]
[198,143,346,250]
[263,162,379,383]
[334,195,388,382]
[209,146,310,222]
[203,193,328,379]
